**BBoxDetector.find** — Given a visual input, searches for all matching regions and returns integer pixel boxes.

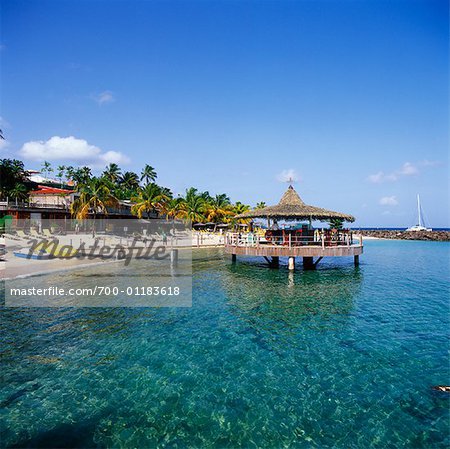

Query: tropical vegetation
[6,159,252,225]
[0,159,32,201]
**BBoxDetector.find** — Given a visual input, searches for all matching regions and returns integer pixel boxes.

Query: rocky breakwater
[356,230,450,242]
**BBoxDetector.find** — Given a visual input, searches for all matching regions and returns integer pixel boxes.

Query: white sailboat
[406,194,432,232]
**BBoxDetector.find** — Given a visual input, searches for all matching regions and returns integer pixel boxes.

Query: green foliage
[141,164,157,185]
[70,166,92,185]
[41,161,53,179]
[328,218,344,229]
[233,201,250,215]
[102,163,122,184]
[0,159,31,200]
[131,183,169,219]
[71,177,118,220]
[56,165,66,187]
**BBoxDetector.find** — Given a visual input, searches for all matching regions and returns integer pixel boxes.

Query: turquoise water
[1,240,449,448]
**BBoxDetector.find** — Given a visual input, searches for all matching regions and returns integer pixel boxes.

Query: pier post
[288,256,295,270]
[303,257,315,270]
[354,255,359,266]
[270,256,279,268]
[170,249,179,267]
[231,254,237,263]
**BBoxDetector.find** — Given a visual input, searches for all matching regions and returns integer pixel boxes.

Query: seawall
[355,230,450,242]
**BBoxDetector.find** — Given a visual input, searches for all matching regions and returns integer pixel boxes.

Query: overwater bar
[226,185,363,269]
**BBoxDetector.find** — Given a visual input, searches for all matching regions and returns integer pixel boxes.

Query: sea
[1,239,449,448]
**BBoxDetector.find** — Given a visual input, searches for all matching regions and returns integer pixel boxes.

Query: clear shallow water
[1,240,449,448]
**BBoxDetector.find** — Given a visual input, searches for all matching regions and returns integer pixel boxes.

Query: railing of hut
[225,230,363,249]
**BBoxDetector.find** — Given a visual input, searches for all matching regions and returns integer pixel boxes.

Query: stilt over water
[270,256,279,268]
[303,257,315,270]
[288,256,295,270]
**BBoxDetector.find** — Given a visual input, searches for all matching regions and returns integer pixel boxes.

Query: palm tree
[178,194,206,224]
[204,194,234,229]
[230,201,251,227]
[71,177,118,235]
[10,183,28,202]
[131,183,169,219]
[41,161,53,180]
[0,159,30,199]
[159,186,173,198]
[328,218,344,230]
[162,197,184,221]
[103,163,122,184]
[255,201,266,209]
[71,166,92,186]
[65,165,75,182]
[200,191,212,203]
[57,165,66,188]
[120,171,140,191]
[140,164,157,185]
[184,187,199,202]
[233,201,250,216]
[0,159,32,199]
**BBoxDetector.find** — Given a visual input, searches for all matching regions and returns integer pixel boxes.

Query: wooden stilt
[303,256,315,270]
[354,255,359,266]
[232,254,237,263]
[288,256,295,270]
[270,256,279,268]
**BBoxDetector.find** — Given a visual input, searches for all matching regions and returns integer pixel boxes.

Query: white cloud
[93,91,115,105]
[397,162,418,176]
[367,171,398,183]
[420,159,441,167]
[99,150,128,164]
[379,196,398,206]
[19,136,129,166]
[367,162,419,183]
[276,169,300,183]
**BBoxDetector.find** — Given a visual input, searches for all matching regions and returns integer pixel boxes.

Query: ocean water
[0,240,449,448]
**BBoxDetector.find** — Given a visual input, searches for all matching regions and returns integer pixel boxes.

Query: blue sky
[1,0,448,227]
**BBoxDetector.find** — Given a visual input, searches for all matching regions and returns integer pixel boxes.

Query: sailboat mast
[417,194,422,227]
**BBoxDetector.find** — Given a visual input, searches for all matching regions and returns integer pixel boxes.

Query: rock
[354,230,450,242]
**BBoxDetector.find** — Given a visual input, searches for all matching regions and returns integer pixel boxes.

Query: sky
[0,0,448,227]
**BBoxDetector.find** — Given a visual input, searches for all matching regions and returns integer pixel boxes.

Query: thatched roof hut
[235,185,355,222]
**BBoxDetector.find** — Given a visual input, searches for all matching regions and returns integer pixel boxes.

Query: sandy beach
[1,231,225,280]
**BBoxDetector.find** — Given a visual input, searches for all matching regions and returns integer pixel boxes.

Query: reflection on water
[223,259,362,332]
[1,244,449,448]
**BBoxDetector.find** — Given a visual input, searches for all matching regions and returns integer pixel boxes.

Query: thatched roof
[235,185,355,222]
